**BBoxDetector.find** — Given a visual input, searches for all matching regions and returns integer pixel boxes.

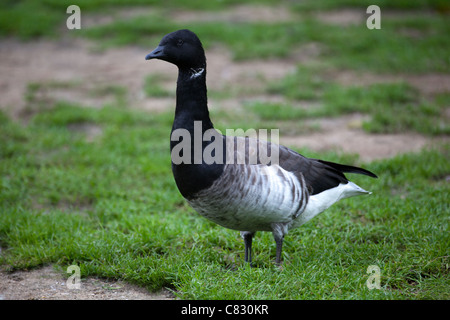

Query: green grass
[143,75,174,98]
[1,104,449,299]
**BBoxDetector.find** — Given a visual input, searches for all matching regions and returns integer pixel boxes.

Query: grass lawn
[0,0,449,299]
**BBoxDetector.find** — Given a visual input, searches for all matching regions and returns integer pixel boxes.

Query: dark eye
[177,39,184,47]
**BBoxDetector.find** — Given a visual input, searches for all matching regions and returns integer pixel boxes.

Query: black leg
[271,223,288,265]
[241,231,255,264]
[274,234,284,265]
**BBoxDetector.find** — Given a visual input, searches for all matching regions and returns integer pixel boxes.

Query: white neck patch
[190,68,204,79]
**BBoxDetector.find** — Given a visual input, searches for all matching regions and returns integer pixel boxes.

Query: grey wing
[225,135,348,195]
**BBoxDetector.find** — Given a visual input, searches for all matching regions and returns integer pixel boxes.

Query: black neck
[172,66,213,135]
[170,65,225,199]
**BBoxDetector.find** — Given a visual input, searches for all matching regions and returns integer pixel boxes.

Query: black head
[145,29,206,69]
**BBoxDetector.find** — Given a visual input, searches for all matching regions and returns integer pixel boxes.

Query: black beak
[145,45,165,60]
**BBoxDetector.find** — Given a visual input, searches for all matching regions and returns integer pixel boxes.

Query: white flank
[290,181,371,229]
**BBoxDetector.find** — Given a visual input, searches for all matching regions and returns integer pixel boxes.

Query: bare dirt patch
[171,4,296,23]
[329,69,450,96]
[280,114,434,162]
[315,8,439,27]
[0,37,179,119]
[0,265,172,300]
[316,9,366,26]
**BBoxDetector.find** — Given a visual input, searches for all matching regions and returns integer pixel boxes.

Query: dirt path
[0,265,172,300]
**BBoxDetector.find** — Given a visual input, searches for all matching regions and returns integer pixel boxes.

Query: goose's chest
[172,162,224,199]
[187,190,277,232]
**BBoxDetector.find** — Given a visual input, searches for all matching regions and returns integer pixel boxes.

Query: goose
[145,29,377,264]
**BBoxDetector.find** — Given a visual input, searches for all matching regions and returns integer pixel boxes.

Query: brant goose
[145,29,377,264]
